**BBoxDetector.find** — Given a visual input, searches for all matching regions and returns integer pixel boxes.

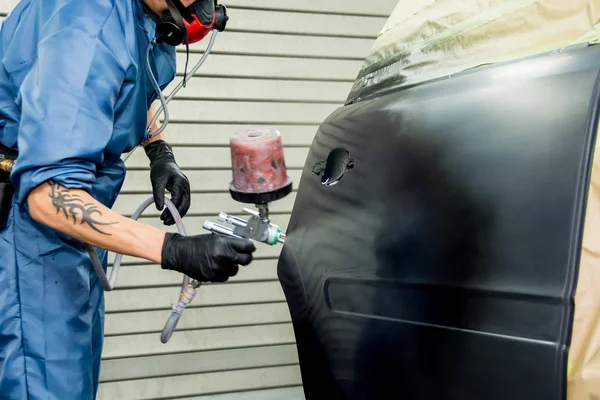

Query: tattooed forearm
[47,181,117,235]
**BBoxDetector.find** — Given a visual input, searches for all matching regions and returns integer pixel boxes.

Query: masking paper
[348,0,600,102]
[569,135,600,400]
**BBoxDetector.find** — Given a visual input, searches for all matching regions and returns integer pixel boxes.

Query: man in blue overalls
[0,1,256,398]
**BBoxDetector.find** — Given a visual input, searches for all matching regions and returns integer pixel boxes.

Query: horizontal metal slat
[167,386,305,400]
[136,123,318,146]
[105,302,290,336]
[102,323,296,359]
[108,259,279,289]
[189,31,374,59]
[226,8,386,37]
[107,248,280,266]
[176,53,362,81]
[164,99,339,124]
[97,364,302,399]
[113,192,296,217]
[167,76,352,102]
[99,344,299,382]
[222,0,398,16]
[121,169,304,193]
[125,146,310,169]
[105,281,286,313]
[0,1,21,11]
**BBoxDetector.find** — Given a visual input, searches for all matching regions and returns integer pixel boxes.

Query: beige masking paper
[569,136,600,400]
[349,0,600,101]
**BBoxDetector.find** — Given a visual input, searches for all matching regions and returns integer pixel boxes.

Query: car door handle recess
[312,148,355,186]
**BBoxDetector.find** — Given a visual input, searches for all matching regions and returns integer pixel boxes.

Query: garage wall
[0,1,397,398]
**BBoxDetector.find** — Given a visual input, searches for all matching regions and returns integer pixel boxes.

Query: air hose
[122,29,218,162]
[86,195,202,344]
[147,29,218,134]
[86,30,218,343]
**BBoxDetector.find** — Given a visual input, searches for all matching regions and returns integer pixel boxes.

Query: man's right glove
[161,233,256,282]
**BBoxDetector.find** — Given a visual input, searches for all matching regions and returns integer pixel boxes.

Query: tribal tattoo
[48,181,117,235]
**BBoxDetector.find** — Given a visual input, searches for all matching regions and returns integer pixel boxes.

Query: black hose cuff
[161,232,186,274]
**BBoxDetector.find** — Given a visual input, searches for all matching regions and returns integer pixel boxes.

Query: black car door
[278,44,600,399]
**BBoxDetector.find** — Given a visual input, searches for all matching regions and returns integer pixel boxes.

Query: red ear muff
[182,13,214,44]
[155,0,228,46]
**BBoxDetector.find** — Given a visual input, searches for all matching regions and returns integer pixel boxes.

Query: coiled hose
[86,31,220,344]
[86,195,202,343]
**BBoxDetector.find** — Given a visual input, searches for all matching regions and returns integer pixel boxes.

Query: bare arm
[27,180,165,263]
[26,105,179,262]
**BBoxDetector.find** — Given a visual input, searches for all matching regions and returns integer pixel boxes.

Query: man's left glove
[145,140,191,225]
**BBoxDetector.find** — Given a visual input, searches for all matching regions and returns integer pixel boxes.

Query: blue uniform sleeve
[11,1,127,204]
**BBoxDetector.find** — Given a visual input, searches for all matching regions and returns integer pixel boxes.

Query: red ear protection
[155,0,228,46]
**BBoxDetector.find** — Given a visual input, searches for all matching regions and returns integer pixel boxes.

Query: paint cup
[230,127,289,194]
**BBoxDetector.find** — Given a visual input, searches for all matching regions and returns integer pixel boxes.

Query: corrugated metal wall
[0,0,397,398]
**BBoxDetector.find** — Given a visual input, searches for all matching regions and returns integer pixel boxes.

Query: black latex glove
[145,140,191,225]
[161,233,256,282]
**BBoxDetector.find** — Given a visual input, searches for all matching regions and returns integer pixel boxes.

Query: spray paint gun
[204,205,286,246]
[163,127,292,343]
[203,128,292,246]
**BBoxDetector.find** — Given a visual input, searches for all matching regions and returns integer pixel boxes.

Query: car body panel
[278,44,600,399]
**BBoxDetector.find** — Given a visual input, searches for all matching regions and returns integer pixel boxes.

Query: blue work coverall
[0,0,176,398]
